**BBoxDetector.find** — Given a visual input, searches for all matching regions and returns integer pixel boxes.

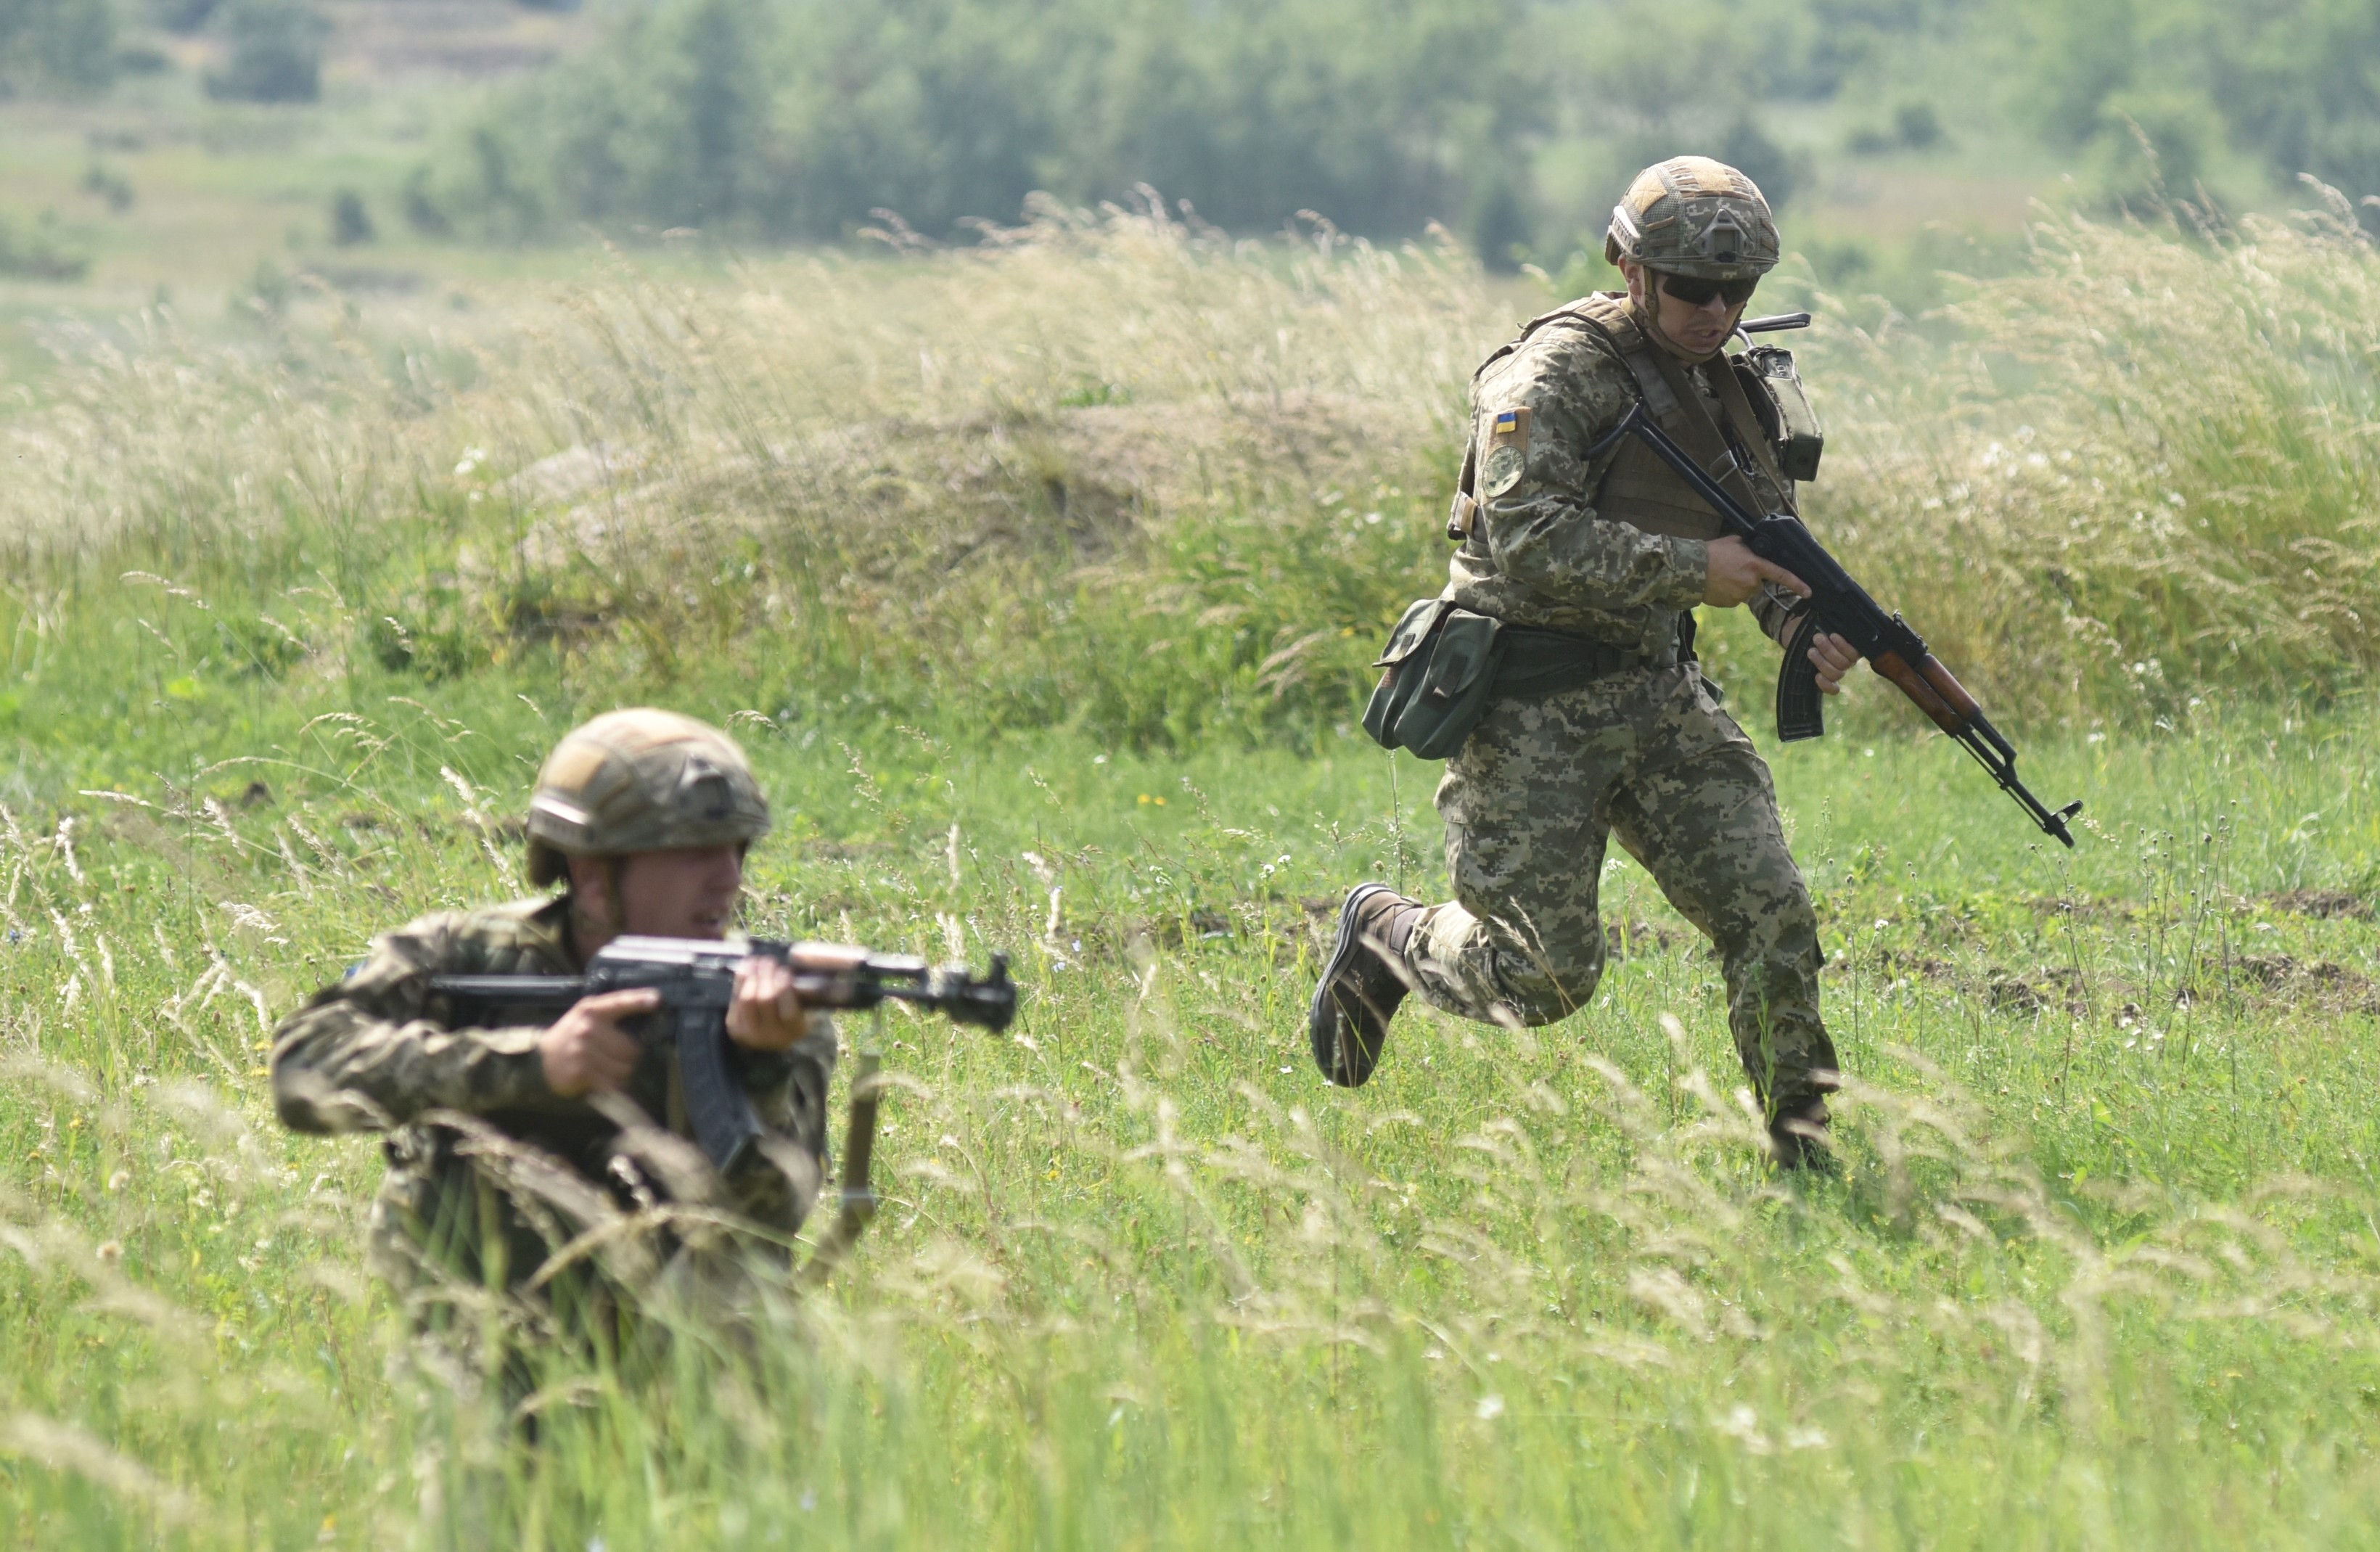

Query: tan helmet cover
[523,709,771,887]
[1603,156,1780,280]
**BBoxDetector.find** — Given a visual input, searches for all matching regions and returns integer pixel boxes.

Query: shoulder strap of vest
[1567,297,1688,426]
[1455,293,1773,533]
[1469,292,1688,430]
[1469,292,1630,382]
[1710,353,1795,513]
[1564,300,1767,516]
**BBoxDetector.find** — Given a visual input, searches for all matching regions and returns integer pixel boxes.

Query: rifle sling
[1455,292,1787,543]
[1704,348,1794,505]
[1589,300,1778,520]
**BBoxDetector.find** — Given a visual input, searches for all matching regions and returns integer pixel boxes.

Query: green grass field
[5,659,2380,1547]
[3,141,2380,1543]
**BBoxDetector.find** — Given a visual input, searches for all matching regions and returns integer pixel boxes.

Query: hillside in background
[5,0,2380,329]
[1,202,2376,764]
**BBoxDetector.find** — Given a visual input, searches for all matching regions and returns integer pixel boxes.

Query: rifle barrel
[430,948,1019,1029]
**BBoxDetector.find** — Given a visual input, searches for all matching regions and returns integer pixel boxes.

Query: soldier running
[1310,157,1859,1166]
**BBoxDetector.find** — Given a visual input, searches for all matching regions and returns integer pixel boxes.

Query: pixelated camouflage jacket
[271,895,837,1228]
[1447,297,1800,652]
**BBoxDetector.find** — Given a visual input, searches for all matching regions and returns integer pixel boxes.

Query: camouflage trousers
[367,1123,797,1403]
[1401,662,1840,1112]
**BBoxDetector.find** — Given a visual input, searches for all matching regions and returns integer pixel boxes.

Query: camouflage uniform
[1403,290,1838,1115]
[272,709,834,1344]
[274,895,837,1336]
[1341,159,1840,1122]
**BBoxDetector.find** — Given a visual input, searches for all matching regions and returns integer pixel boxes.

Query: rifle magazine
[1776,612,1828,742]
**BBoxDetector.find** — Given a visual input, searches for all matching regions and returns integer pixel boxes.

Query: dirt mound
[508,389,1423,601]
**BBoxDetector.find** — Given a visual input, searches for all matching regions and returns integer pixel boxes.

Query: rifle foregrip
[1775,612,1826,742]
[1871,651,1967,735]
[1918,657,1982,722]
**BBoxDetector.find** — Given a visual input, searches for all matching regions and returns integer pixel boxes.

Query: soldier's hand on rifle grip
[541,988,657,1097]
[1704,536,1810,609]
[1809,631,1860,695]
[726,953,811,1053]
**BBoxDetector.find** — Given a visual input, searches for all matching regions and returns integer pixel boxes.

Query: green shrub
[328,188,373,246]
[0,210,91,280]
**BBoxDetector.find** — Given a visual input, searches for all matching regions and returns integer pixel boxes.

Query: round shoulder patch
[1481,443,1527,498]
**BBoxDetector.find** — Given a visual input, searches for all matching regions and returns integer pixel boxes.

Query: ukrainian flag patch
[1488,404,1530,453]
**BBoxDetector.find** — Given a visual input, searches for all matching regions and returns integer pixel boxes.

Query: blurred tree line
[401,0,1543,250]
[2008,0,2380,205]
[0,0,122,89]
[12,0,2380,248]
[0,0,324,100]
[401,0,1921,255]
[397,0,2380,250]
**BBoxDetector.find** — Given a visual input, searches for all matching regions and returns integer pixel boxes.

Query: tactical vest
[1450,292,1799,546]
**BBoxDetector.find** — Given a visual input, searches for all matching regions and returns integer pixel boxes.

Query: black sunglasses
[1657,272,1759,308]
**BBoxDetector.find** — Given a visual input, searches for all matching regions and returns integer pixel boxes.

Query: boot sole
[1309,883,1397,1086]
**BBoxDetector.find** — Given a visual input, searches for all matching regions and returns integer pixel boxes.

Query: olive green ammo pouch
[1362,598,1505,759]
[1737,345,1824,483]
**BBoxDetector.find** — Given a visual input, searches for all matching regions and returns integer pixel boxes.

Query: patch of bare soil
[1874,948,1956,982]
[1980,966,2091,1016]
[2263,889,2373,921]
[2020,894,2139,922]
[2220,953,2380,1011]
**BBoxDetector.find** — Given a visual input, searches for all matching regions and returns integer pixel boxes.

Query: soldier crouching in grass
[271,710,837,1388]
[1311,157,1859,1167]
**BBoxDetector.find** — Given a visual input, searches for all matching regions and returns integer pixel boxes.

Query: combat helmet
[524,709,771,887]
[1603,156,1779,280]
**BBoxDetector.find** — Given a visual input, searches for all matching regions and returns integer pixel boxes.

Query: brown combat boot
[1768,1095,1834,1173]
[1308,884,1424,1087]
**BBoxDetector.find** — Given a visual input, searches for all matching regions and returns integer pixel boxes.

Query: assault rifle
[1586,398,2082,847]
[428,937,1017,1177]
